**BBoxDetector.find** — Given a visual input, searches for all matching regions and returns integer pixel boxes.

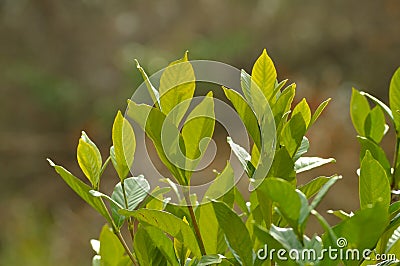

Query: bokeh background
[1,0,400,265]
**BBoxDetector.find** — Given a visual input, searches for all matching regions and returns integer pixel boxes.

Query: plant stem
[100,200,138,265]
[183,191,206,256]
[115,230,138,266]
[121,180,135,241]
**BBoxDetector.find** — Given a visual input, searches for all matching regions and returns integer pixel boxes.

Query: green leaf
[77,131,102,188]
[212,201,253,266]
[350,88,370,136]
[127,101,187,185]
[127,209,202,257]
[292,98,311,129]
[241,69,268,123]
[111,111,136,181]
[222,87,261,149]
[326,209,353,221]
[281,112,307,157]
[389,67,400,133]
[252,225,298,266]
[294,157,335,173]
[202,162,235,203]
[267,147,295,181]
[47,159,111,224]
[386,225,400,253]
[111,176,150,228]
[174,216,191,265]
[323,203,389,265]
[198,203,227,255]
[92,255,101,266]
[227,137,255,178]
[359,151,391,209]
[251,49,277,100]
[364,106,386,143]
[293,136,309,161]
[357,136,392,178]
[135,59,161,109]
[360,91,394,122]
[188,254,228,266]
[99,224,126,266]
[159,51,195,126]
[133,225,169,266]
[310,98,331,127]
[272,84,296,131]
[268,225,302,252]
[260,178,301,224]
[309,175,341,211]
[141,225,180,266]
[181,91,215,174]
[298,176,331,199]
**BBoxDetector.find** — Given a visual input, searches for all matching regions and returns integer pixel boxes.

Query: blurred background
[1,0,400,265]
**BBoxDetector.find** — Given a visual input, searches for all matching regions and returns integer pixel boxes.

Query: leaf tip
[47,158,55,167]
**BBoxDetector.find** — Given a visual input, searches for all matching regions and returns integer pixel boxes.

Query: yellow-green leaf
[159,51,195,126]
[77,131,102,188]
[251,49,277,100]
[111,111,136,180]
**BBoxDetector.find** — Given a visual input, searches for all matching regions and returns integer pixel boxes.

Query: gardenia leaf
[389,67,400,133]
[47,159,111,224]
[77,131,102,188]
[227,137,255,178]
[364,106,386,144]
[111,176,150,228]
[159,51,195,126]
[222,86,261,150]
[99,224,126,266]
[111,111,135,181]
[251,49,277,100]
[298,176,331,199]
[350,88,370,136]
[294,157,335,173]
[359,151,391,210]
[133,225,170,266]
[211,201,253,266]
[128,209,202,257]
[386,225,400,253]
[310,98,331,127]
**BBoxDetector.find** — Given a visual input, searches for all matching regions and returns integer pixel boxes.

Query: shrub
[48,50,400,265]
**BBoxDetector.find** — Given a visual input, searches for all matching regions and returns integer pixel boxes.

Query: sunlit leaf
[159,51,195,126]
[111,111,136,181]
[111,176,150,227]
[251,49,277,100]
[126,209,202,257]
[389,67,400,133]
[294,157,335,173]
[310,98,331,127]
[364,106,386,144]
[359,151,391,209]
[77,131,102,188]
[47,159,111,224]
[212,201,253,266]
[222,87,261,149]
[350,88,370,136]
[181,91,215,176]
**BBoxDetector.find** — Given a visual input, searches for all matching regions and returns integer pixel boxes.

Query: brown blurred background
[1,0,400,265]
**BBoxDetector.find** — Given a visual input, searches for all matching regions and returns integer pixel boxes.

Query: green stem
[183,191,206,256]
[121,180,135,241]
[100,200,138,265]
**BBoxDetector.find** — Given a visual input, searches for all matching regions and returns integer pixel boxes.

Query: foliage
[48,51,400,265]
